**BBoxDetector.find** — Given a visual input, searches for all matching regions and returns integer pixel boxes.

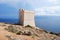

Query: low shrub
[49,32,54,34]
[23,31,31,36]
[25,25,33,28]
[43,30,48,33]
[8,25,18,33]
[4,28,8,30]
[49,32,60,36]
[16,31,22,35]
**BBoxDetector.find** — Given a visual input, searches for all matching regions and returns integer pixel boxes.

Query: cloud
[0,0,36,9]
[48,0,57,2]
[0,0,60,8]
[48,0,60,5]
[35,6,60,16]
[0,0,33,9]
[0,0,60,16]
[0,0,51,8]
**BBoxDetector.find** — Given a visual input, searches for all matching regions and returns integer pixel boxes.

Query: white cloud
[48,0,57,2]
[35,6,60,16]
[0,0,36,8]
[0,0,60,16]
[48,0,60,4]
[0,0,60,8]
[0,0,47,8]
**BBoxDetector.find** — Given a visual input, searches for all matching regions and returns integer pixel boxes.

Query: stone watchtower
[19,9,35,27]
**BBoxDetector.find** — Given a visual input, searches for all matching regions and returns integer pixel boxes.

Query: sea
[0,16,60,33]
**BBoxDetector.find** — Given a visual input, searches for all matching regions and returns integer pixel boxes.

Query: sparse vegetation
[43,30,48,33]
[0,23,60,40]
[49,32,54,34]
[23,31,32,36]
[16,30,32,36]
[49,32,60,36]
[8,25,18,33]
[43,30,60,36]
[16,31,23,35]
[31,33,39,38]
[4,24,60,37]
[4,28,8,30]
[25,25,33,28]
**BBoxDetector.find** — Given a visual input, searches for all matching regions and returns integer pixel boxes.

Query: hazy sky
[0,0,60,18]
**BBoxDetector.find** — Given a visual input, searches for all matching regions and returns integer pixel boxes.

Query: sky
[0,0,60,18]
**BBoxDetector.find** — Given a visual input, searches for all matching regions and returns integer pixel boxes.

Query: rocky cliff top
[0,23,60,40]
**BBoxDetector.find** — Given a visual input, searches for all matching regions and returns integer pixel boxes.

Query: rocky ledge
[0,23,60,40]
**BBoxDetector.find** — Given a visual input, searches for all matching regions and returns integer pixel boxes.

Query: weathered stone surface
[19,9,35,27]
[0,23,60,40]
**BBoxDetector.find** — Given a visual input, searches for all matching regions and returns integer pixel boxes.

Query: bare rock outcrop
[0,23,60,40]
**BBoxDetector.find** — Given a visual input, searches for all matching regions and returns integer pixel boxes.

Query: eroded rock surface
[0,23,60,40]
